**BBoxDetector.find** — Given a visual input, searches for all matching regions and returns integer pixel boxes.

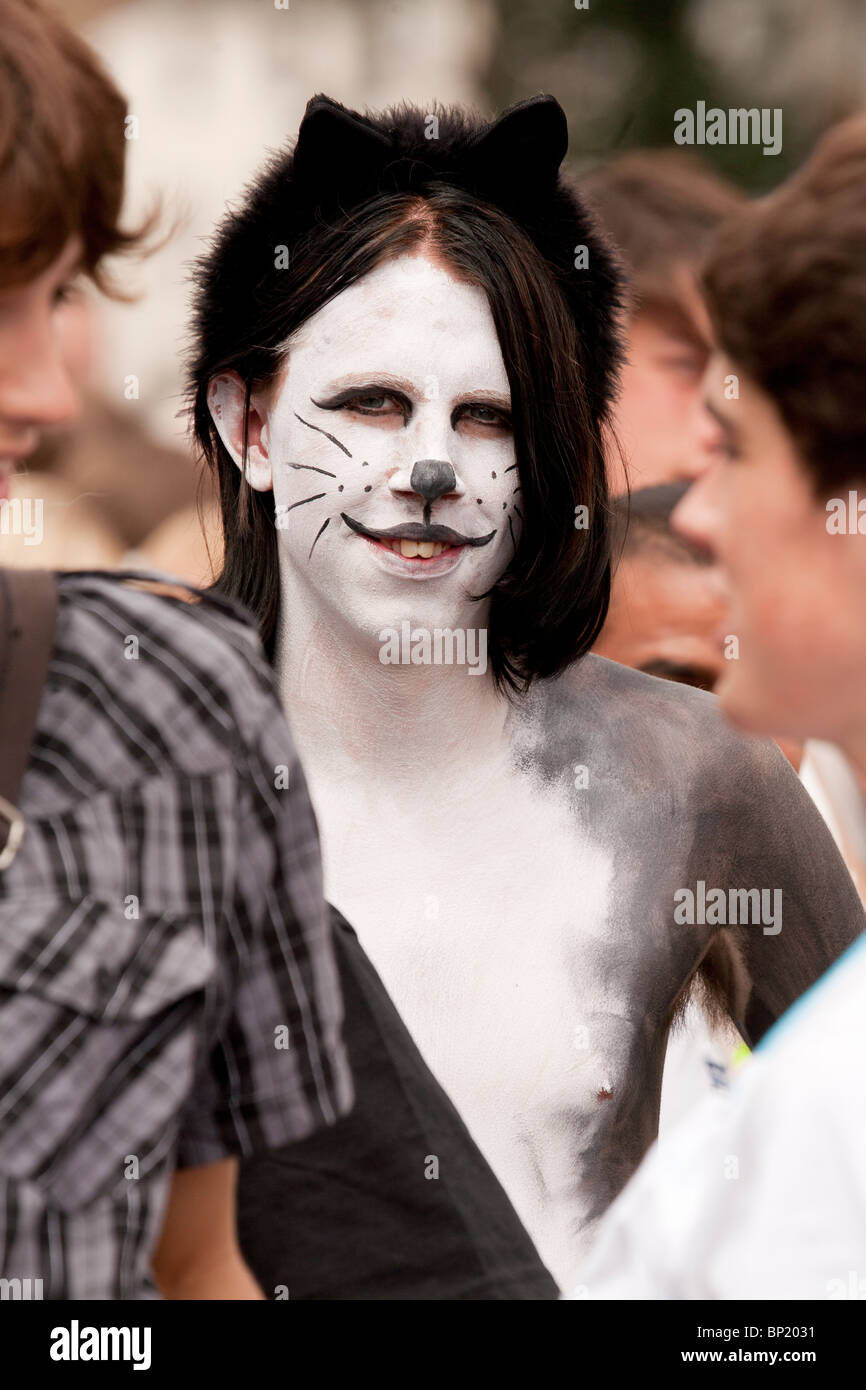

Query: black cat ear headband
[193,93,624,426]
[291,92,570,211]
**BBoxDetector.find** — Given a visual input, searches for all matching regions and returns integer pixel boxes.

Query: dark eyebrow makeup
[452,390,512,414]
[312,383,512,424]
[312,384,411,413]
[312,372,417,405]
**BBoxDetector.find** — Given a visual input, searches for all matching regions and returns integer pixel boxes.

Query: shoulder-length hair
[190,180,620,694]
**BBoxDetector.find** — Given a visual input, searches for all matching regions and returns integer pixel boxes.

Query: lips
[341,513,496,550]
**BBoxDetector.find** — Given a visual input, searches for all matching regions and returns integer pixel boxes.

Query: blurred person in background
[571,113,866,1299]
[581,150,745,496]
[595,481,805,773]
[0,0,350,1299]
[595,482,729,695]
[22,281,213,567]
[0,71,209,574]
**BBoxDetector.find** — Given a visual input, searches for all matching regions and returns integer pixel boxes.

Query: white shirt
[570,921,866,1299]
[800,740,866,908]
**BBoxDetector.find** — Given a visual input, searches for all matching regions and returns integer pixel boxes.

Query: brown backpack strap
[0,568,58,869]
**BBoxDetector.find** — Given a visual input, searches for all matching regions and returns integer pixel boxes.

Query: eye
[455,403,512,434]
[310,387,411,426]
[660,350,707,379]
[343,391,406,419]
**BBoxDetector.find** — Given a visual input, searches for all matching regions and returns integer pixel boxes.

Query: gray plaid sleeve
[175,705,353,1167]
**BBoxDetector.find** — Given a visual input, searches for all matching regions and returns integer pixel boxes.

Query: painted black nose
[410,458,456,503]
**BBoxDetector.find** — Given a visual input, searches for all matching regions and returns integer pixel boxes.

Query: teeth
[386,538,448,558]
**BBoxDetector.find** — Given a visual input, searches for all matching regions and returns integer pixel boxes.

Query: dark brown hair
[703,114,866,494]
[0,0,142,290]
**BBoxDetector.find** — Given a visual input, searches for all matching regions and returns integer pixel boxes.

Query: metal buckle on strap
[0,795,26,870]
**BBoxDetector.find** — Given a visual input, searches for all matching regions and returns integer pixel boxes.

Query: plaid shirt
[0,571,352,1299]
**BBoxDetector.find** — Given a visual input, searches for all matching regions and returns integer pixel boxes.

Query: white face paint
[262,254,521,652]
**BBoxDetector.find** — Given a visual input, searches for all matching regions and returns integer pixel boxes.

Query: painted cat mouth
[341,514,497,549]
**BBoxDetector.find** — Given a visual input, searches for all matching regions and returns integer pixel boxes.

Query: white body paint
[209,254,682,1287]
[312,753,620,1289]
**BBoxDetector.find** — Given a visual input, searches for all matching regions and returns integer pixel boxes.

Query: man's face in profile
[606,276,726,496]
[674,352,866,746]
[0,237,82,496]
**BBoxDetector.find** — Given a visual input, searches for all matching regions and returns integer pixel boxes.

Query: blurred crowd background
[2,0,863,1162]
[6,0,866,584]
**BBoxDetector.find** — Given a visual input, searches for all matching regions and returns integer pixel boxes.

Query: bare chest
[313,762,681,1281]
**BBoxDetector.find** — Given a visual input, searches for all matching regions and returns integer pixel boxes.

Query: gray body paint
[316,654,864,1288]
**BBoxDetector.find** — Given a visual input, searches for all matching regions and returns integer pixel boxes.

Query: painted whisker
[294,412,352,457]
[308,517,330,558]
[288,462,338,478]
[286,491,327,511]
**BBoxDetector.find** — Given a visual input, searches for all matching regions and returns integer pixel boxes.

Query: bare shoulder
[511,652,791,813]
[509,655,864,994]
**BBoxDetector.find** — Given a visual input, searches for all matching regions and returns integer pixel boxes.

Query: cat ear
[293,95,392,206]
[467,94,568,193]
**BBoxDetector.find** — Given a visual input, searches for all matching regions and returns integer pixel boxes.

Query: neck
[274,569,511,790]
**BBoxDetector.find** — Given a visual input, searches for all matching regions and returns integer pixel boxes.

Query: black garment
[238,907,558,1300]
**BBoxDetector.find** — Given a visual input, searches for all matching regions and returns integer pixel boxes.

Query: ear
[293,95,391,207]
[207,371,273,493]
[467,94,568,193]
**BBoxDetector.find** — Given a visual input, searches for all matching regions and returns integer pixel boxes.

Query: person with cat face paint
[190,95,864,1294]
